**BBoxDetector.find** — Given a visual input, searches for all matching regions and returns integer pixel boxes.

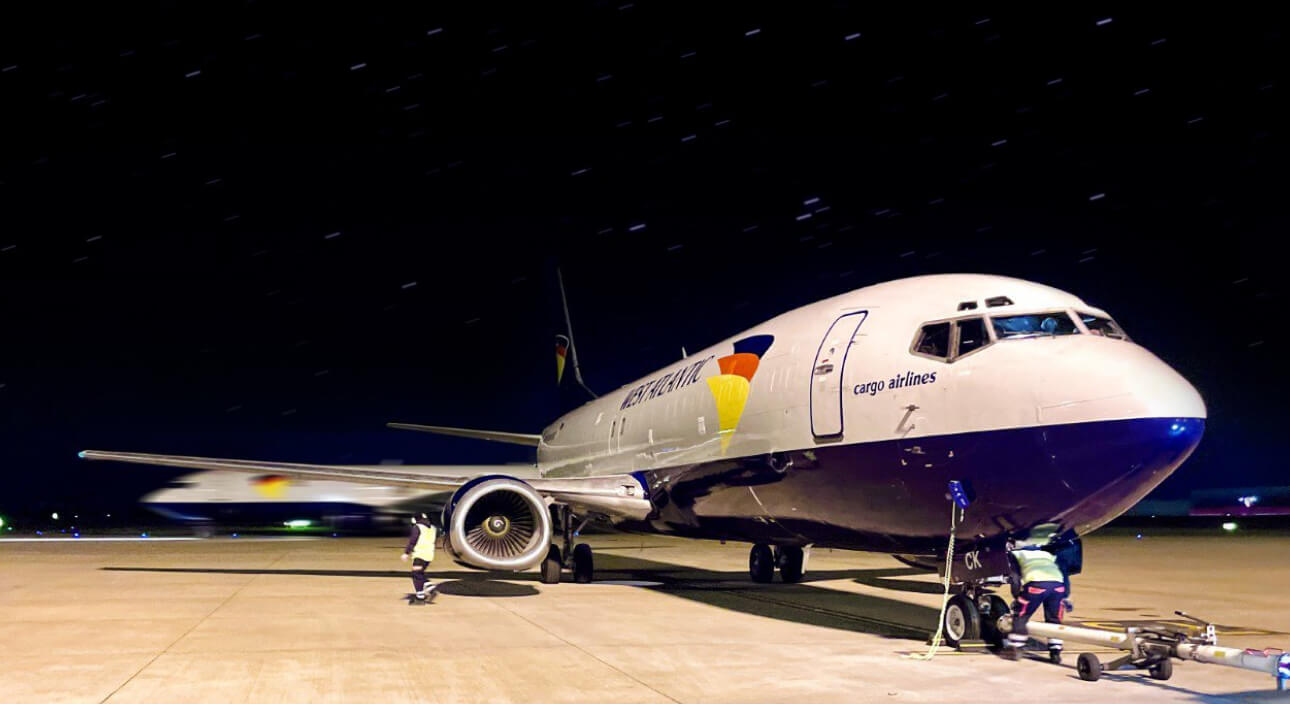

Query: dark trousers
[411,558,432,594]
[1009,581,1066,647]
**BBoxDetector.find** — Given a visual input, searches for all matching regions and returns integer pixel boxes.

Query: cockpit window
[955,318,989,357]
[992,312,1079,339]
[1079,313,1129,340]
[914,322,952,359]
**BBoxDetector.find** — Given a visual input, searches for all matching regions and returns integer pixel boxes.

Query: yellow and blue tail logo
[555,334,569,385]
[706,334,774,454]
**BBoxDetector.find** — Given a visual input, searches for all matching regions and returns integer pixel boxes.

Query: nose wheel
[942,594,981,648]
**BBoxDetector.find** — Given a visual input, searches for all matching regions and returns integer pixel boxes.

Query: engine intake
[443,476,552,571]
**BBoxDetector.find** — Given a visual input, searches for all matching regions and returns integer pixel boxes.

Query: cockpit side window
[954,317,989,358]
[991,311,1079,339]
[913,322,952,360]
[1079,312,1129,340]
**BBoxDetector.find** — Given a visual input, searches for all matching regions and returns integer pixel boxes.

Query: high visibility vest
[411,523,436,562]
[1013,548,1063,584]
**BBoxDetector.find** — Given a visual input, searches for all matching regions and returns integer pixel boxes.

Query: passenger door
[810,310,869,438]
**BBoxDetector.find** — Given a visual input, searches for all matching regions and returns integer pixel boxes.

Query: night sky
[1,5,1285,519]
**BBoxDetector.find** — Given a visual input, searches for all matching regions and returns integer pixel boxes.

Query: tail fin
[548,264,597,415]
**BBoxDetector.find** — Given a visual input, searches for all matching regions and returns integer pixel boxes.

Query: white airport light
[0,516,5,529]
[284,519,312,529]
[1222,522,1238,532]
[51,512,59,520]
[1238,495,1259,508]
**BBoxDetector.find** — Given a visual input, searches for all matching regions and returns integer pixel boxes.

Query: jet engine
[442,476,552,571]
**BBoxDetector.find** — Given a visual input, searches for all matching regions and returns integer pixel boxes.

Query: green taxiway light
[284,519,312,529]
[1222,521,1238,532]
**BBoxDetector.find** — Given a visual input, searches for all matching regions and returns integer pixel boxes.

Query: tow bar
[1000,610,1290,689]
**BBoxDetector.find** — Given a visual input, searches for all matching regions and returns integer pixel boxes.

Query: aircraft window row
[992,311,1079,339]
[914,309,1129,362]
[1079,312,1129,340]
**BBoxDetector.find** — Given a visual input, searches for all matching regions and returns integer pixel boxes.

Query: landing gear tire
[572,543,594,584]
[1148,658,1173,681]
[942,594,981,649]
[776,546,804,583]
[749,544,774,583]
[1077,652,1101,682]
[540,545,562,584]
[977,594,1010,649]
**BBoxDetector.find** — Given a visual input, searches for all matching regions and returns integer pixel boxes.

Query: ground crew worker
[1003,524,1068,661]
[401,512,438,604]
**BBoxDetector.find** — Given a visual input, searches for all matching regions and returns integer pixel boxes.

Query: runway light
[283,519,312,529]
[1222,522,1238,532]
[231,533,239,538]
[73,532,80,538]
[140,532,148,538]
[51,512,59,520]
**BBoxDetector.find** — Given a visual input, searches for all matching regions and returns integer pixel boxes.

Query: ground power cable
[905,499,962,661]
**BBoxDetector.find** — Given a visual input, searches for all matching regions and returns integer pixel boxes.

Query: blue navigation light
[140,532,148,538]
[948,480,972,509]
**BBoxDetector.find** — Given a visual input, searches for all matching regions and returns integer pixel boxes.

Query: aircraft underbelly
[637,416,1203,553]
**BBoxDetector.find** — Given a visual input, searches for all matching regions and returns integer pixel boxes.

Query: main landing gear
[748,543,807,584]
[540,506,595,585]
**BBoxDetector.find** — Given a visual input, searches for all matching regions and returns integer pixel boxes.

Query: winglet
[386,423,542,447]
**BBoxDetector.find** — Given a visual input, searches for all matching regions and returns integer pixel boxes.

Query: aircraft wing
[78,450,651,520]
[385,423,542,446]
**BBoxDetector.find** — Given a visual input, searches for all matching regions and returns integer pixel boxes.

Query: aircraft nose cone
[1046,416,1205,535]
[1036,343,1206,424]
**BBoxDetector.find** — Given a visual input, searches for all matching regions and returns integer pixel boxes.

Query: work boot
[999,647,1019,661]
[425,585,438,603]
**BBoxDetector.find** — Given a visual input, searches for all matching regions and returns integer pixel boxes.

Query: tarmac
[2,530,1287,703]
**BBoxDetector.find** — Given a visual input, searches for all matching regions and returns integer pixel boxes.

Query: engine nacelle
[441,476,552,571]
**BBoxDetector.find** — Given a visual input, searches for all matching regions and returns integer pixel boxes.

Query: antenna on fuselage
[557,267,598,399]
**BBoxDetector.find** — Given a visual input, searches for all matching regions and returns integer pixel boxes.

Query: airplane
[81,273,1205,645]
